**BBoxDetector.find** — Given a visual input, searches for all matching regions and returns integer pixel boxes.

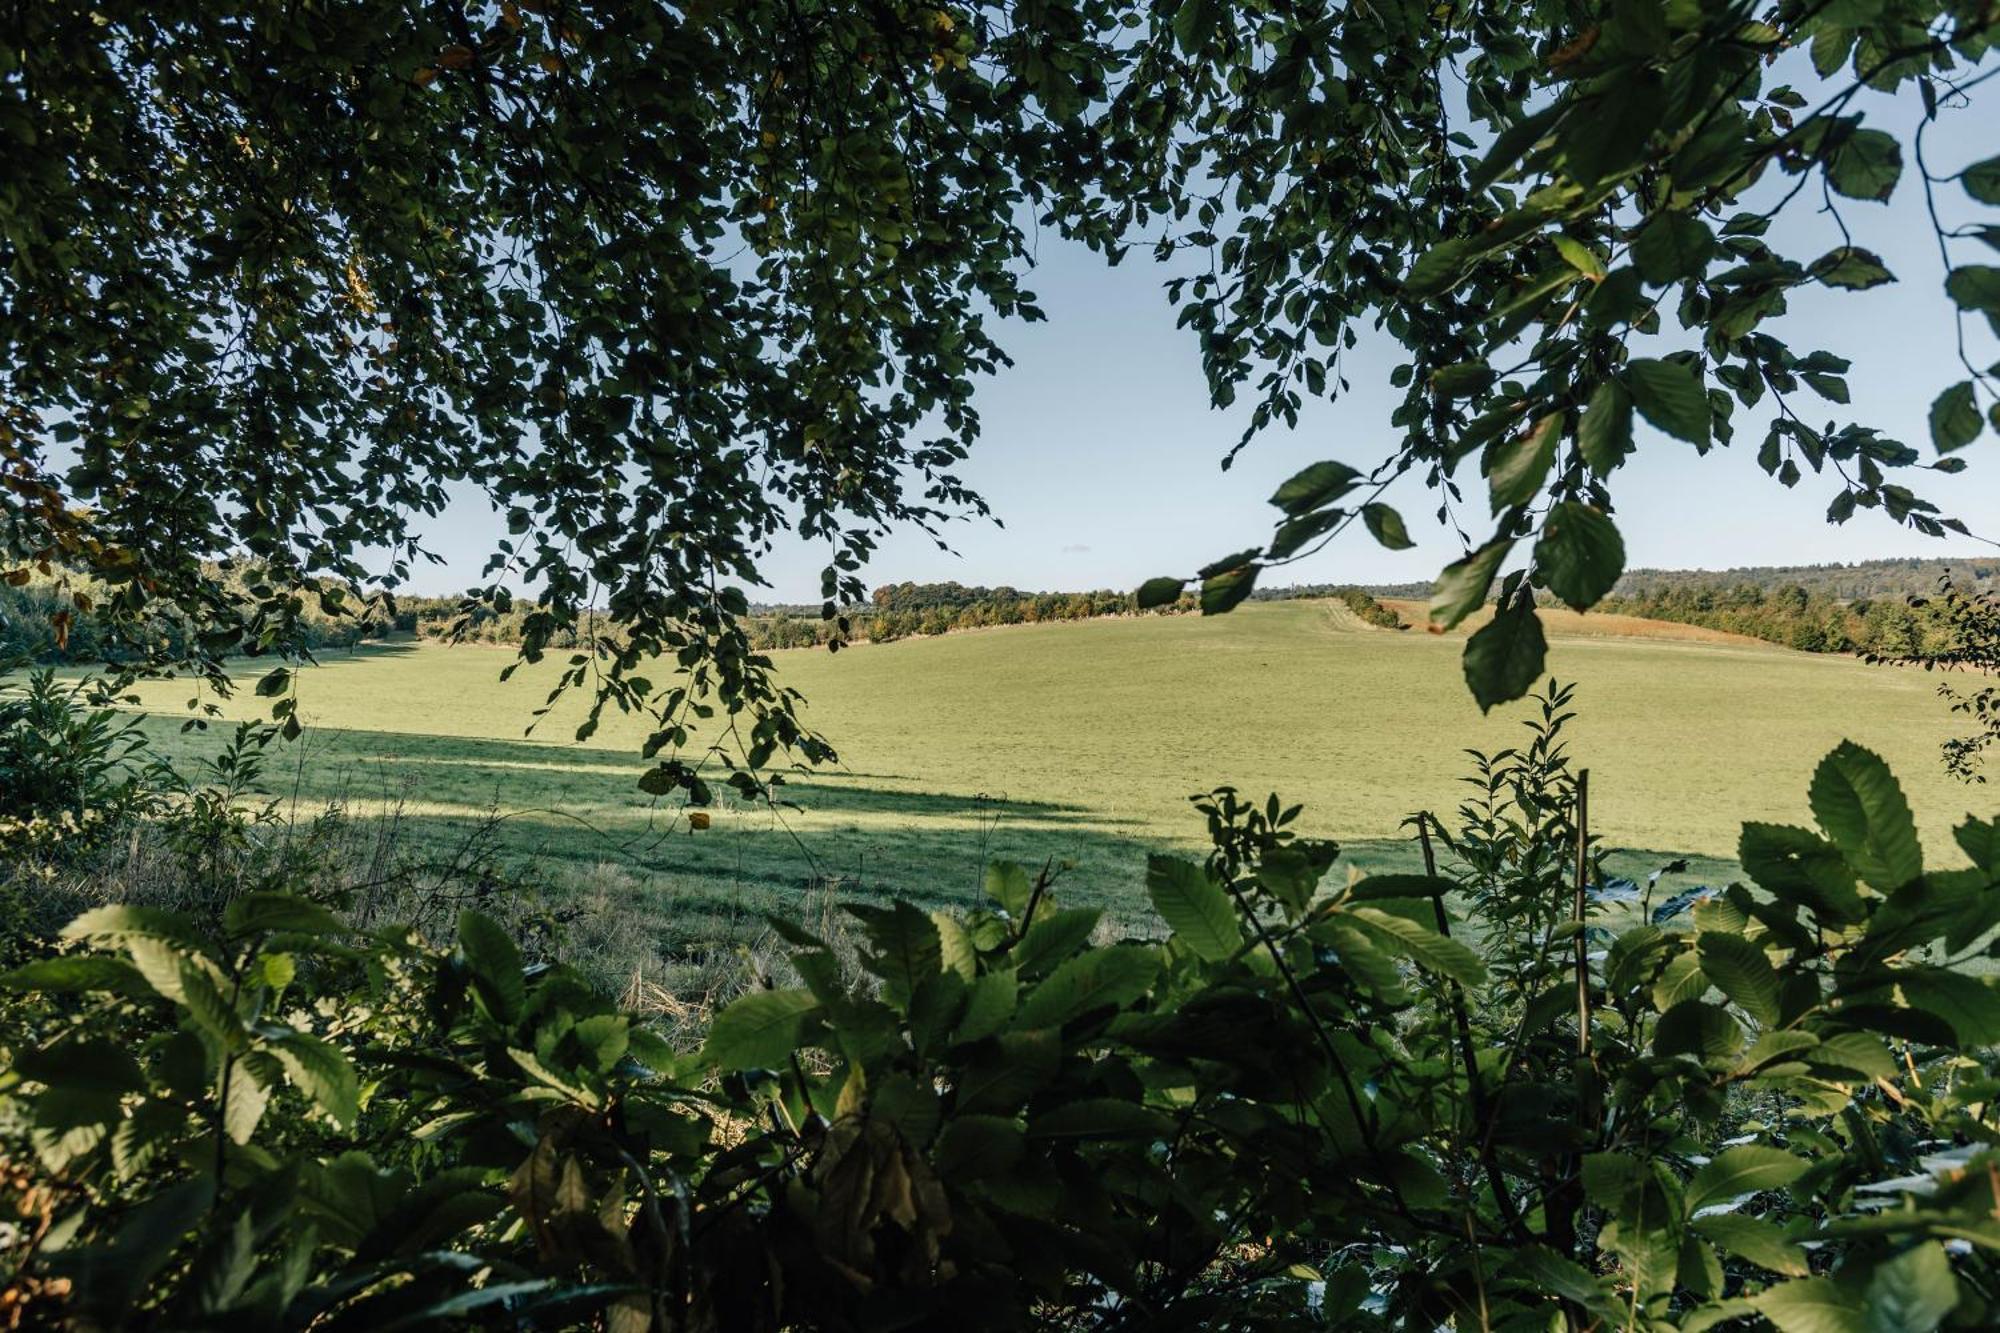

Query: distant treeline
[848,580,1187,644]
[1285,557,1999,607]
[0,578,586,665]
[1266,558,1996,656]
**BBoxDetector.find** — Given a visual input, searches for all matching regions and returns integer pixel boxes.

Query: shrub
[4,694,1999,1328]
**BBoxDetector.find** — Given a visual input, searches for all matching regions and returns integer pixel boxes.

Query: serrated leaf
[1429,536,1514,630]
[1686,1145,1808,1214]
[1929,381,1981,454]
[1345,907,1487,986]
[1534,502,1625,611]
[270,1033,360,1128]
[1626,358,1711,447]
[1361,503,1414,550]
[1811,246,1895,290]
[1,956,151,996]
[1269,460,1361,515]
[1145,855,1241,962]
[956,968,1018,1043]
[983,861,1033,918]
[1018,945,1160,1028]
[1964,155,2000,205]
[702,988,818,1071]
[222,893,346,938]
[1200,562,1259,615]
[1809,742,1922,890]
[1462,597,1545,712]
[1012,907,1101,977]
[1691,1214,1809,1276]
[1578,380,1634,477]
[458,911,524,1023]
[1826,127,1901,201]
[1632,213,1715,284]
[1864,1241,1959,1333]
[1696,932,1780,1027]
[1485,413,1559,512]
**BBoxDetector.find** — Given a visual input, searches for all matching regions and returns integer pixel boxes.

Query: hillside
[104,599,1969,949]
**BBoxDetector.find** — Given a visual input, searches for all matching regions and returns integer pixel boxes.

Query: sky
[406,87,2000,603]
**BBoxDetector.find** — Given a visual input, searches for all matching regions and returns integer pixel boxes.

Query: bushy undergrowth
[4,682,2000,1330]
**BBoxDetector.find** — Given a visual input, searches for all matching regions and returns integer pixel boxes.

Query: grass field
[106,599,1982,947]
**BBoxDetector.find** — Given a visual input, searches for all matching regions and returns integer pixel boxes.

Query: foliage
[0,670,147,868]
[7,2,1996,780]
[7,689,2000,1328]
[1141,0,2000,709]
[1870,575,2000,782]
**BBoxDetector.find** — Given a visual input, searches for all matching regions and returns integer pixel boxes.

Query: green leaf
[223,1060,272,1144]
[1963,155,2000,205]
[933,1115,1025,1177]
[1691,1214,1809,1277]
[458,911,524,1023]
[1345,907,1487,986]
[1945,265,2000,315]
[932,911,977,981]
[1028,1098,1174,1140]
[1534,502,1625,611]
[1268,507,1346,560]
[222,893,345,938]
[1429,537,1514,630]
[1404,237,1476,296]
[851,900,941,1009]
[1171,0,1220,55]
[1685,1144,1809,1214]
[270,1033,360,1128]
[1632,213,1715,284]
[1811,1031,1898,1081]
[983,861,1033,918]
[1625,358,1711,447]
[1826,127,1902,201]
[1269,460,1361,515]
[61,904,199,944]
[1553,234,1607,279]
[1739,822,1865,925]
[956,968,1018,1043]
[1360,503,1414,550]
[1808,742,1922,890]
[1,956,151,996]
[1462,598,1546,712]
[955,1030,1060,1115]
[1485,413,1559,511]
[1432,359,1496,398]
[1135,577,1186,609]
[1018,945,1160,1028]
[253,666,292,697]
[1654,999,1742,1062]
[1012,907,1102,977]
[1897,969,2000,1046]
[1811,246,1895,290]
[1696,932,1780,1027]
[1929,381,1981,454]
[1199,562,1259,615]
[1864,1241,1960,1333]
[702,988,818,1071]
[1562,73,1665,186]
[1144,855,1242,962]
[1578,380,1634,477]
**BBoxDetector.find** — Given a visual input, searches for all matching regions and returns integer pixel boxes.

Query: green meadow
[111,599,1976,943]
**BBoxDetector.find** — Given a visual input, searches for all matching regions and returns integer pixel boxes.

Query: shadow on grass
[130,714,1742,955]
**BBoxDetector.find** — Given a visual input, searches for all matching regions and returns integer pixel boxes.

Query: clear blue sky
[412,90,2000,602]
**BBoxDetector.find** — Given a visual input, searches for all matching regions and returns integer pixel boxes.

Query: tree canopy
[4,0,1997,790]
